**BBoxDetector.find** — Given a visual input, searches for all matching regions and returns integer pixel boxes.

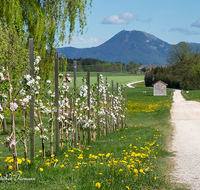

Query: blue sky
[59,0,200,48]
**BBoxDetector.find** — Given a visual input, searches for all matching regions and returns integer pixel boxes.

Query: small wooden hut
[152,80,168,96]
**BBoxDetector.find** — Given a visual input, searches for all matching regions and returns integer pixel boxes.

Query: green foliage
[145,42,200,90]
[0,21,29,90]
[126,60,142,73]
[0,0,93,80]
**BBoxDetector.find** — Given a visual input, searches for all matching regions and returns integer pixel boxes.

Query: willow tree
[0,0,93,80]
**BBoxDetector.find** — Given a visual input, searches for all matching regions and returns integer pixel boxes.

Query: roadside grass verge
[182,90,200,102]
[0,80,188,189]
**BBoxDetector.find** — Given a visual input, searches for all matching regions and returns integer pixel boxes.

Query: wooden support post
[29,38,35,161]
[55,52,59,156]
[97,73,100,140]
[112,80,114,132]
[73,61,77,148]
[117,82,119,130]
[121,85,123,129]
[105,77,108,135]
[87,68,91,144]
[125,87,127,128]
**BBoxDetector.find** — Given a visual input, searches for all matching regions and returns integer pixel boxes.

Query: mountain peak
[56,30,200,66]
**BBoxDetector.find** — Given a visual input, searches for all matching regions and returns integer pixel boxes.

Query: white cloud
[169,28,200,35]
[102,15,128,24]
[191,18,200,27]
[119,12,136,20]
[69,36,106,45]
[102,12,152,24]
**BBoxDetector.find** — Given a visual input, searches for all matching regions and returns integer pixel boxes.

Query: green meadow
[182,90,200,102]
[65,72,144,88]
[0,73,188,190]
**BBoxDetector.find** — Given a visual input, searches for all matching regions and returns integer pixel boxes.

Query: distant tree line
[145,42,200,90]
[58,57,143,73]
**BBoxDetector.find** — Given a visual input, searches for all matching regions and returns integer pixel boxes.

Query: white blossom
[35,126,40,131]
[0,114,4,120]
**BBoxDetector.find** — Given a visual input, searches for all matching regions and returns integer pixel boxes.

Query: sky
[59,0,200,48]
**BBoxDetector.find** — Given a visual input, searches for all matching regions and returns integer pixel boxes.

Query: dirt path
[126,80,144,88]
[170,90,200,189]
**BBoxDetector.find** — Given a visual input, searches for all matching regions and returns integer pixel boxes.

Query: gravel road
[170,90,200,189]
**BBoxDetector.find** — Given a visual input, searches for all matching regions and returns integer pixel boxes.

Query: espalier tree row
[0,40,127,171]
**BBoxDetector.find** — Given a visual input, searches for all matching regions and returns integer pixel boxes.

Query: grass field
[64,72,145,90]
[0,74,188,189]
[182,90,200,102]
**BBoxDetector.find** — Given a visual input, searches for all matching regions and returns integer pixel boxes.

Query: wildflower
[100,162,104,165]
[60,164,64,168]
[39,150,42,153]
[139,169,143,173]
[134,169,138,173]
[72,186,76,188]
[8,165,13,170]
[0,173,1,176]
[154,177,157,180]
[40,168,43,172]
[126,186,130,190]
[55,159,59,162]
[18,170,22,174]
[95,182,101,189]
[99,173,102,175]
[75,166,79,169]
[45,163,50,166]
[119,169,123,172]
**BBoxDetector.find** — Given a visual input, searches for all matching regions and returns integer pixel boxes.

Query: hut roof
[152,80,168,86]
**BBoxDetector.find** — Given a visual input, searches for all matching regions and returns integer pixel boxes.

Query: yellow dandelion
[95,182,101,189]
[100,162,104,165]
[72,186,76,188]
[134,169,138,173]
[18,170,22,174]
[119,169,123,172]
[139,169,143,173]
[51,154,55,157]
[60,164,64,168]
[99,173,102,175]
[54,159,59,162]
[39,150,42,153]
[40,168,43,172]
[126,186,130,190]
[8,165,13,170]
[75,166,79,169]
[17,158,22,164]
[45,162,50,167]
[65,154,68,157]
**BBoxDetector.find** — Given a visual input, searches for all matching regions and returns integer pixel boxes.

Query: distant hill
[56,30,200,66]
